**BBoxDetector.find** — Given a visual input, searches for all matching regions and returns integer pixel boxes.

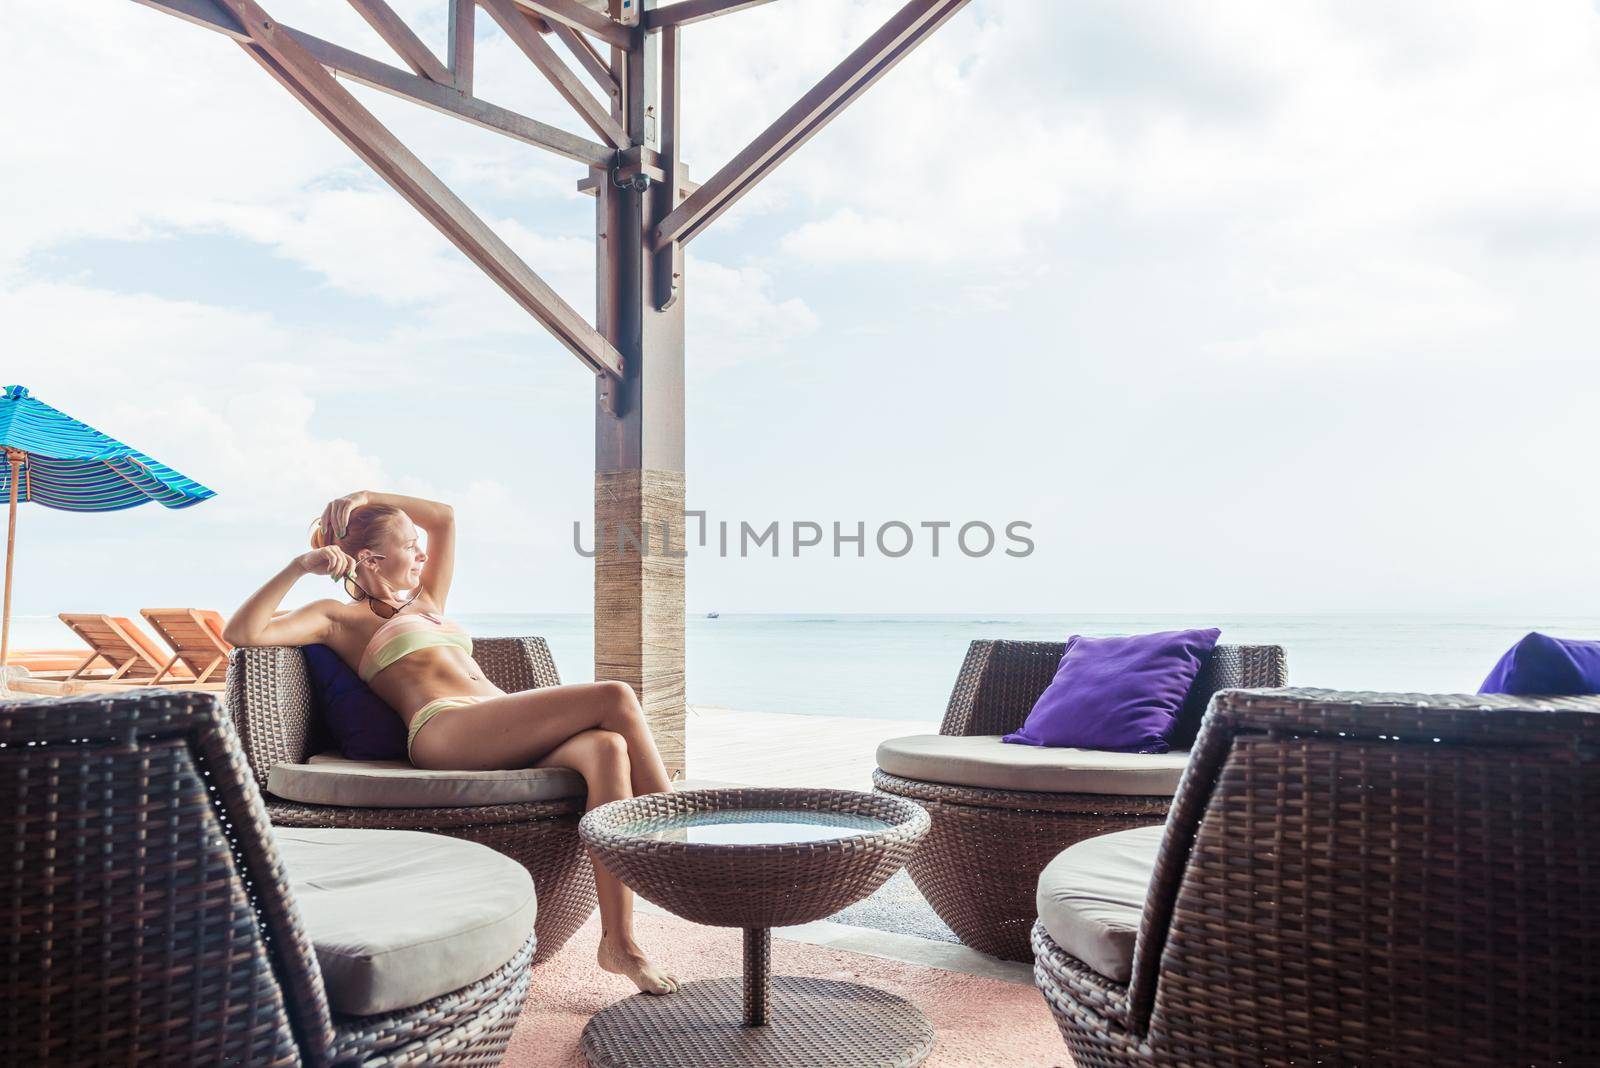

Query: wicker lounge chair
[872,639,1286,961]
[226,635,597,965]
[0,689,536,1067]
[141,606,233,683]
[1031,687,1600,1066]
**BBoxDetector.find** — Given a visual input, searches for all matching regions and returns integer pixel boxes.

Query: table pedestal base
[579,975,935,1068]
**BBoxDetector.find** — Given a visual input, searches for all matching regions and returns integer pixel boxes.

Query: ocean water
[15,612,1599,721]
[405,612,1600,721]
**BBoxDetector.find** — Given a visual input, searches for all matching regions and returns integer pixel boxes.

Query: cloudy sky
[4,0,1600,626]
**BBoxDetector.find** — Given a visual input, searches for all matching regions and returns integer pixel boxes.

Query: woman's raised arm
[221,549,346,647]
[323,490,456,609]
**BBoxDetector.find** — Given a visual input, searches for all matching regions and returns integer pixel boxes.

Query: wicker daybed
[873,638,1286,961]
[1032,687,1600,1066]
[226,635,597,965]
[0,690,536,1066]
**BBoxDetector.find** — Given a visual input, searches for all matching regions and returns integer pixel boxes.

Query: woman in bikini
[223,490,679,995]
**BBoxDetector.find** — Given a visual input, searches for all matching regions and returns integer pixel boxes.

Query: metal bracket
[597,370,623,415]
[653,239,682,310]
[613,166,651,192]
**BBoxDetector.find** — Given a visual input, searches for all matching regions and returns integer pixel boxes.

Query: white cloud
[686,258,820,370]
[2,282,388,519]
[9,0,1600,621]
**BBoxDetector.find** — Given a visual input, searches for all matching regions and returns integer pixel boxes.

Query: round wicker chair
[225,635,597,965]
[0,690,534,1067]
[873,639,1287,961]
[1032,687,1600,1066]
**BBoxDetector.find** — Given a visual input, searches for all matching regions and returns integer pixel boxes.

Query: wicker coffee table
[578,787,933,1068]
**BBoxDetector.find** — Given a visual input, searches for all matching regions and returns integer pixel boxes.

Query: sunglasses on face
[343,554,419,619]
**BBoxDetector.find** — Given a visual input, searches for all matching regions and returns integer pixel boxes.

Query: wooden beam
[643,0,779,30]
[293,30,613,165]
[551,20,619,102]
[481,0,629,149]
[213,0,624,377]
[130,0,248,39]
[345,0,452,84]
[653,24,683,309]
[129,0,612,165]
[654,0,970,249]
[512,0,631,49]
[448,0,474,93]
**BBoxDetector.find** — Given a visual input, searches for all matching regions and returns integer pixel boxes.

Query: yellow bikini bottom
[407,695,492,760]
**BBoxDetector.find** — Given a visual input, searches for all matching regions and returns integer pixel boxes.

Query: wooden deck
[684,705,937,790]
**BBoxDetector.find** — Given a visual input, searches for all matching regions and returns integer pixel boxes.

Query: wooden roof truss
[129,0,972,385]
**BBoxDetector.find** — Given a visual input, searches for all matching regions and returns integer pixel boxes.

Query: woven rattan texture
[872,772,1170,960]
[1032,688,1600,1067]
[1,692,310,1067]
[0,690,535,1067]
[743,927,771,1025]
[580,788,929,928]
[579,976,935,1068]
[878,640,1287,962]
[228,635,596,965]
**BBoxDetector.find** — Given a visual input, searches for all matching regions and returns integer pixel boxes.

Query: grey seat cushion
[1037,824,1164,983]
[875,734,1189,795]
[268,751,585,808]
[276,827,537,1016]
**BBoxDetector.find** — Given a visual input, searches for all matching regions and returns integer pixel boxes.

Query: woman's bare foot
[599,936,681,995]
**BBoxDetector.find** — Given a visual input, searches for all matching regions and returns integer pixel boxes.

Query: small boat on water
[706,611,720,619]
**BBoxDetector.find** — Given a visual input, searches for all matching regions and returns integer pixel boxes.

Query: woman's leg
[409,680,671,798]
[529,728,678,995]
[407,685,678,994]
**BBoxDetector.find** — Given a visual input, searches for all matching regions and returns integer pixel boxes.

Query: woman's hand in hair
[319,491,371,543]
[297,545,355,580]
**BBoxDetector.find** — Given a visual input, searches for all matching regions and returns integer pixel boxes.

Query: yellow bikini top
[357,611,472,683]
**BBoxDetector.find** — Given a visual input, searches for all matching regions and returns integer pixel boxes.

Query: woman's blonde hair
[310,504,408,599]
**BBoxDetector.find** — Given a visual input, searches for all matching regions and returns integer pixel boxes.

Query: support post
[653,24,683,310]
[742,926,771,1026]
[448,0,475,93]
[595,0,687,776]
[1,451,21,668]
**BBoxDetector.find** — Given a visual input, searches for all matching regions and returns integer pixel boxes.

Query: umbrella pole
[1,450,18,667]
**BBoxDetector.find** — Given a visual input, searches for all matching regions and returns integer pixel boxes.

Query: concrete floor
[685,703,937,791]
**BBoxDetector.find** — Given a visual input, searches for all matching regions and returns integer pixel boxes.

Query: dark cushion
[304,643,407,761]
[1003,629,1221,753]
[1479,632,1600,696]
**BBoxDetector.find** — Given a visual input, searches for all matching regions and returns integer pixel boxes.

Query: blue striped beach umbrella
[0,384,215,663]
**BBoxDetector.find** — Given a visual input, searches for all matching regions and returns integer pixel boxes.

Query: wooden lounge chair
[58,612,191,683]
[1,689,536,1066]
[1030,687,1600,1066]
[141,607,232,684]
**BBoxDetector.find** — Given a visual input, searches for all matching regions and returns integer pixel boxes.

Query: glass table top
[617,808,894,847]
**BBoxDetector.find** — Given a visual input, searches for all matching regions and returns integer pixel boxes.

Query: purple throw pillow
[1479,632,1600,696]
[303,643,408,761]
[1003,628,1222,753]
